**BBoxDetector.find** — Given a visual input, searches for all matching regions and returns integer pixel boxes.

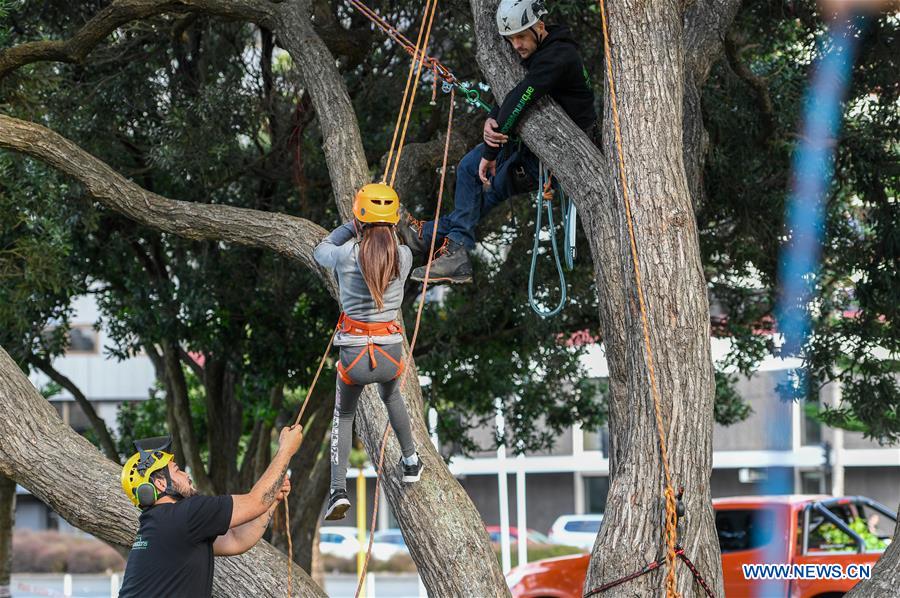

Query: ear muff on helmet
[135,482,159,508]
[353,183,401,224]
[121,436,176,508]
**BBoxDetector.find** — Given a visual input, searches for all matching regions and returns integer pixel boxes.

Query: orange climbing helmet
[353,183,400,225]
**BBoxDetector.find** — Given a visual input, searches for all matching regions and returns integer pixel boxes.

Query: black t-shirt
[119,495,234,598]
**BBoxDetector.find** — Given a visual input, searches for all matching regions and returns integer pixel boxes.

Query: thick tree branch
[0,0,277,81]
[0,114,327,275]
[683,0,745,84]
[723,31,777,140]
[0,345,325,598]
[29,355,121,464]
[161,340,215,493]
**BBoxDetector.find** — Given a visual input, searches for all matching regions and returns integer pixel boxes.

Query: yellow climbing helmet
[121,436,175,508]
[353,183,400,225]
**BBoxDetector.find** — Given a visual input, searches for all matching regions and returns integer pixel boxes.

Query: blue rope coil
[528,163,573,318]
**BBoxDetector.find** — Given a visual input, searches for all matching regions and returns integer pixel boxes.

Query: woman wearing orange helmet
[314,183,422,520]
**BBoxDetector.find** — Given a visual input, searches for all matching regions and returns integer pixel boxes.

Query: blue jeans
[422,142,540,250]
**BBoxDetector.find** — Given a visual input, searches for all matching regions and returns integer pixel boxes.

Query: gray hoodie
[313,222,412,347]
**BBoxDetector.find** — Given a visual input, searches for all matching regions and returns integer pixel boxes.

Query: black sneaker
[410,239,473,284]
[325,489,351,520]
[400,455,424,483]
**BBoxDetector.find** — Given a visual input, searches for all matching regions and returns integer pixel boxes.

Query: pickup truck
[505,495,896,598]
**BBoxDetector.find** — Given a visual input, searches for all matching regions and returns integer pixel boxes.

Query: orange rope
[354,87,456,598]
[284,496,293,598]
[387,0,440,187]
[598,0,680,596]
[381,0,438,184]
[283,322,338,598]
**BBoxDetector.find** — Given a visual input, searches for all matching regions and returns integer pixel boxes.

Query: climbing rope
[381,0,439,185]
[528,165,568,318]
[346,0,490,112]
[590,0,681,595]
[284,322,339,598]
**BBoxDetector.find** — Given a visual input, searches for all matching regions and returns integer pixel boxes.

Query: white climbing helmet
[496,0,548,36]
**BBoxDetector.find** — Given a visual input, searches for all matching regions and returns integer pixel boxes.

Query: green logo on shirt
[132,535,149,550]
[502,85,536,132]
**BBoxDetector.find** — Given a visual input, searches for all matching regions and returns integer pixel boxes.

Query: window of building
[800,407,822,446]
[67,326,98,354]
[799,470,826,494]
[583,426,609,456]
[584,476,610,514]
[715,508,777,553]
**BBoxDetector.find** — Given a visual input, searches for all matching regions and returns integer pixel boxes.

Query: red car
[506,495,896,598]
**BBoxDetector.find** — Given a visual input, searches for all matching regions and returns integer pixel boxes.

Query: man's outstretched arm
[228,426,302,528]
[214,476,290,556]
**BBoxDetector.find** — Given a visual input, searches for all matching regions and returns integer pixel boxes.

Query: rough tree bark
[0,346,325,598]
[0,1,510,593]
[470,0,745,595]
[0,475,13,598]
[846,502,900,598]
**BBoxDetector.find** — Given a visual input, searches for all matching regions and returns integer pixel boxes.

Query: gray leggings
[330,342,416,491]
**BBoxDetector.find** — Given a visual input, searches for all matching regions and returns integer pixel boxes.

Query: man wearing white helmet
[401,0,596,284]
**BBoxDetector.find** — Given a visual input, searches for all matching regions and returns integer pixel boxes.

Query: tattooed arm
[214,476,291,556]
[228,425,302,528]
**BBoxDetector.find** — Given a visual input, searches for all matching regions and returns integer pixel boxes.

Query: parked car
[547,514,604,550]
[371,528,409,561]
[487,526,557,545]
[507,495,896,598]
[319,526,364,560]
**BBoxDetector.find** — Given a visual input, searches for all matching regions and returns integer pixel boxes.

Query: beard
[173,478,198,498]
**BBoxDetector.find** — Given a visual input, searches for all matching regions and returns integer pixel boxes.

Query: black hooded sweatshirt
[483,24,596,161]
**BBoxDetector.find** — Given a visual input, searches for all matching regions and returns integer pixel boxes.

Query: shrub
[494,543,586,568]
[11,530,125,573]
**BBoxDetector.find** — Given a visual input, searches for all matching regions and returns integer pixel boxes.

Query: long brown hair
[357,223,399,310]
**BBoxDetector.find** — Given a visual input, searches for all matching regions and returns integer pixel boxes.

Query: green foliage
[814,517,887,552]
[2,0,896,468]
[700,1,899,442]
[0,149,89,368]
[715,372,754,426]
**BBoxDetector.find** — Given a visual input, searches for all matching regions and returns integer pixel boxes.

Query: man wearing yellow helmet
[398,0,596,284]
[118,426,302,597]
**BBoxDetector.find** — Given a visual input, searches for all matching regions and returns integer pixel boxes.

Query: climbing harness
[335,313,406,386]
[527,165,573,318]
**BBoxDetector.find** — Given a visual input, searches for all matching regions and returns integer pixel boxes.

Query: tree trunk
[471,0,733,595]
[845,501,900,597]
[204,358,241,494]
[0,475,14,598]
[0,345,326,598]
[161,340,214,493]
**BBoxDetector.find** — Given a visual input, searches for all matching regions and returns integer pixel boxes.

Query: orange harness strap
[338,312,402,336]
[335,313,404,385]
